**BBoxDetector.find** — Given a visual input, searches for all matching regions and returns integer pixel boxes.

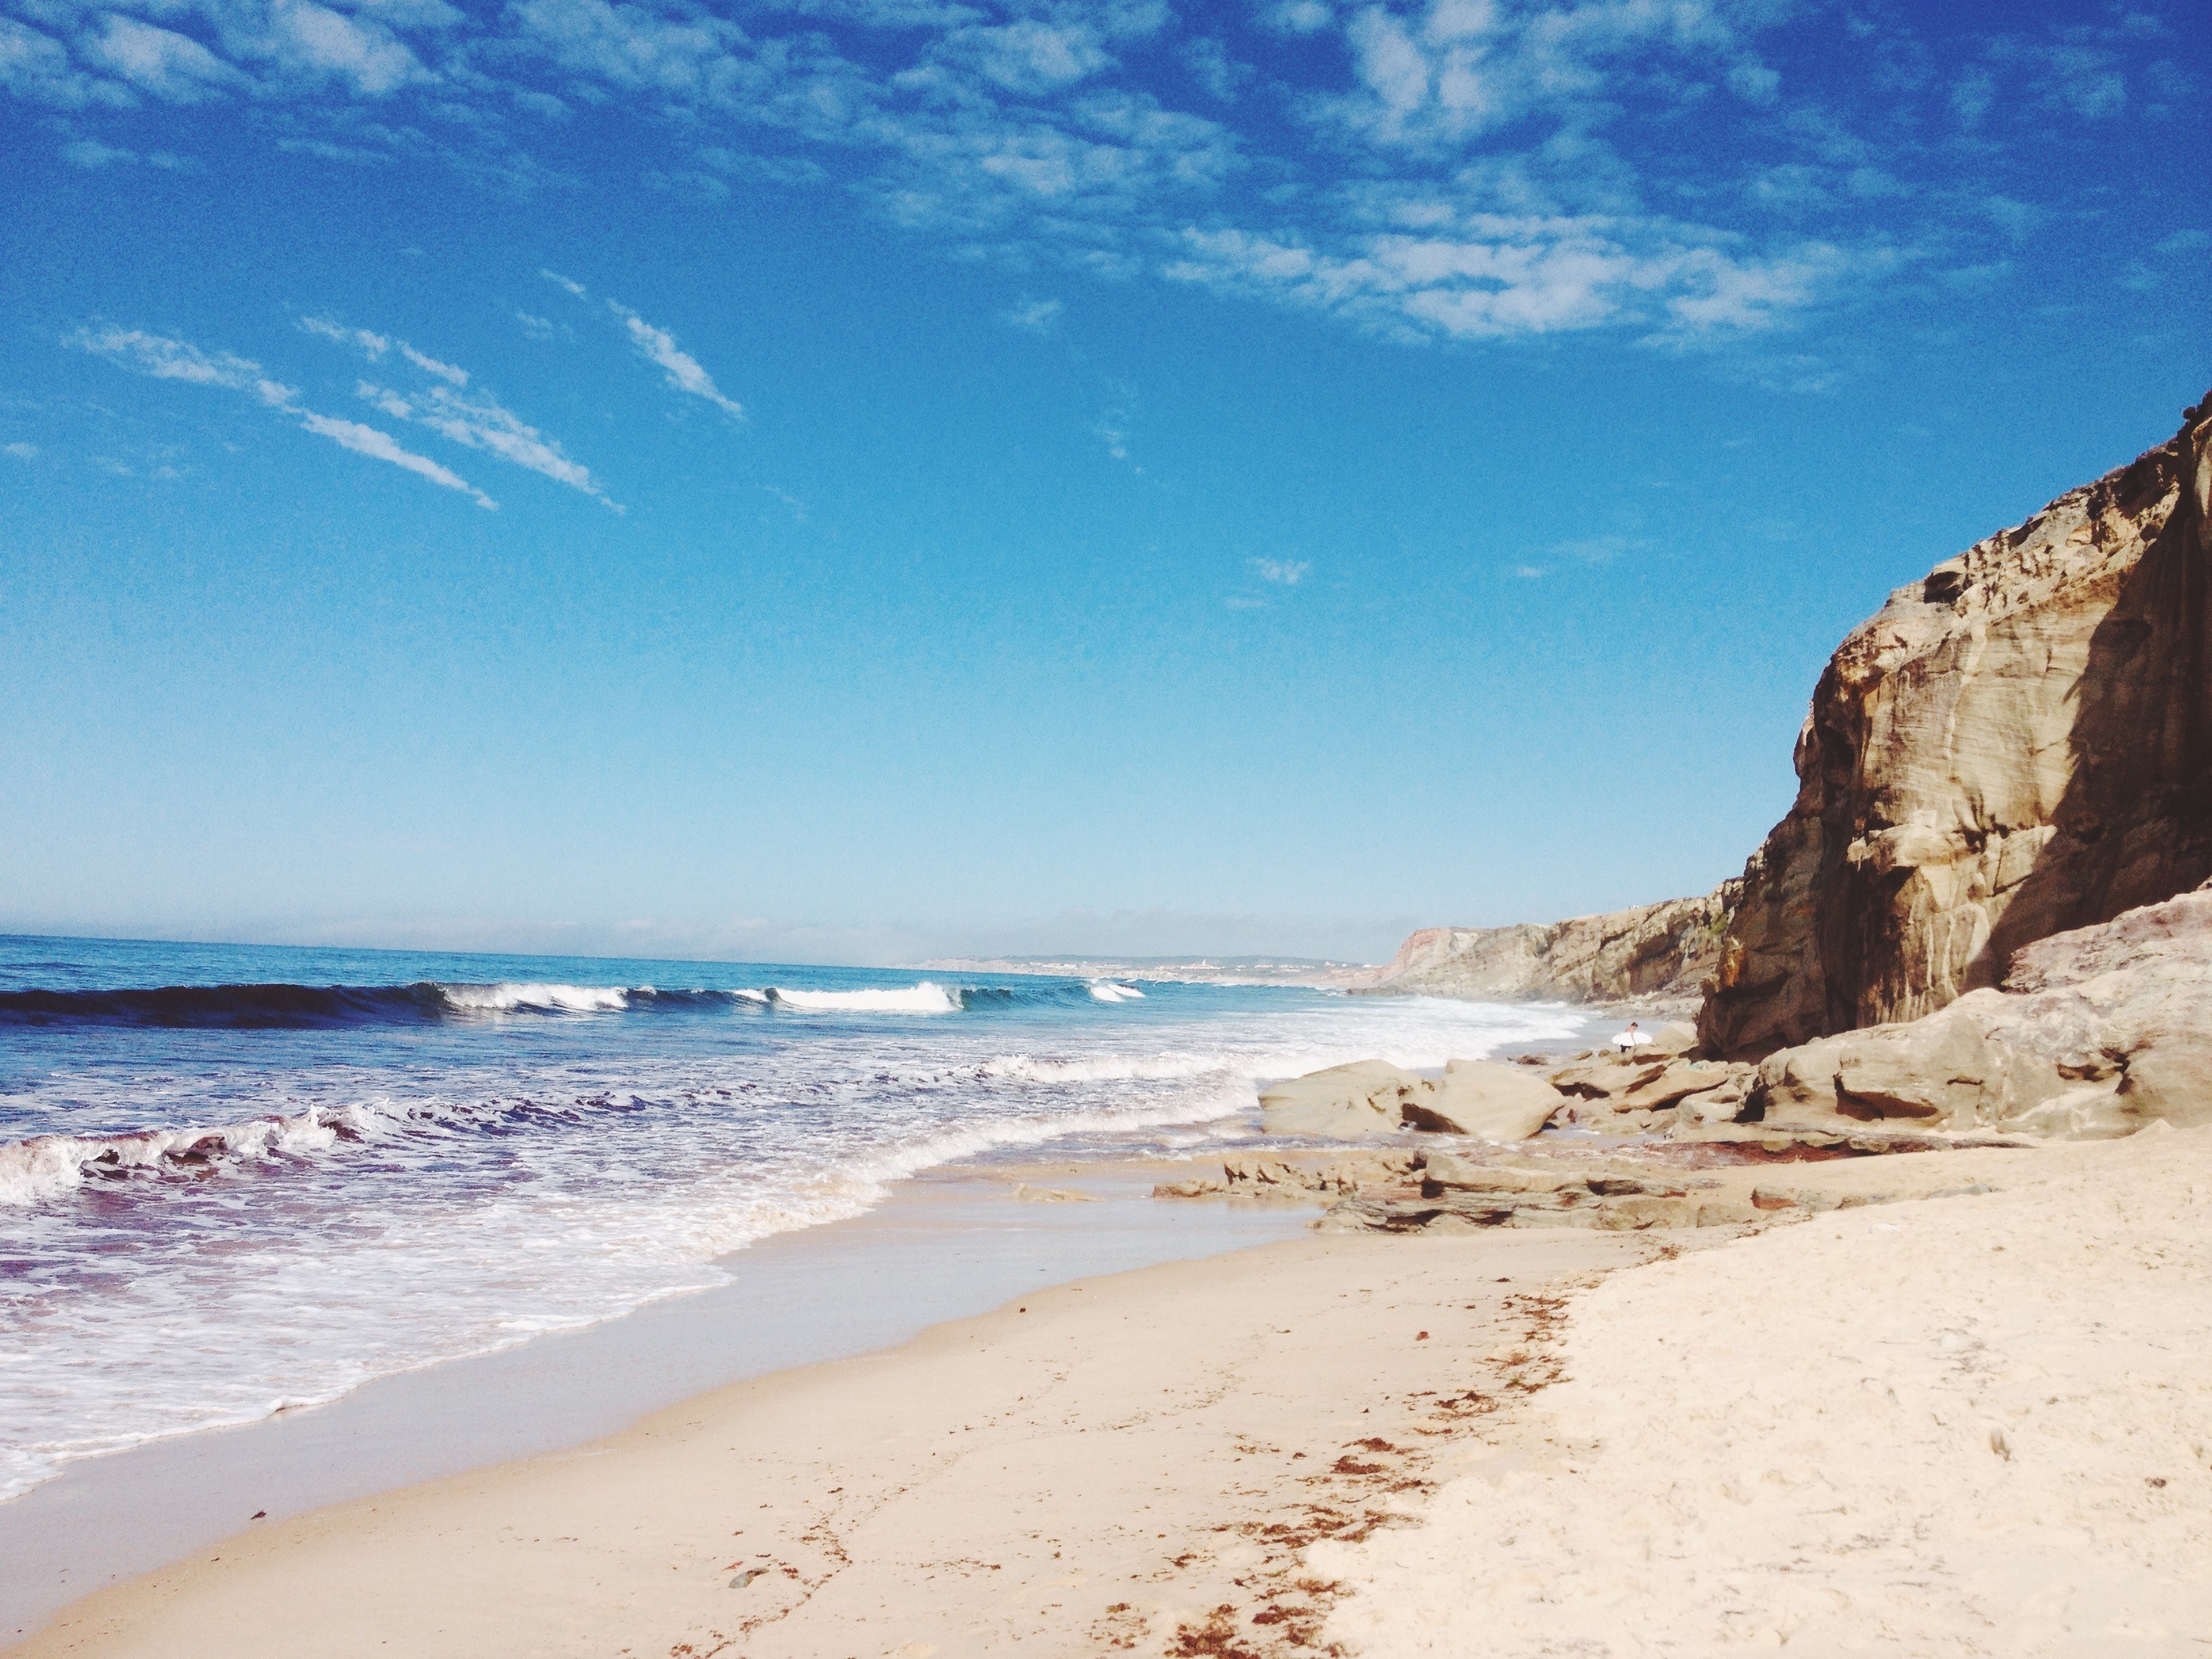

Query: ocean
[0,934,1589,1503]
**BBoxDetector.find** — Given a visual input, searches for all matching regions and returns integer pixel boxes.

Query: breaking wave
[0,978,1060,1029]
[757,983,966,1015]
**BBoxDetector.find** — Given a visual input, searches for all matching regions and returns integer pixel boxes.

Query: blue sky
[1,0,2206,965]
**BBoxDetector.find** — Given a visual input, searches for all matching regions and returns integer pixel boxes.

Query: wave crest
[762,983,965,1015]
[0,1106,369,1206]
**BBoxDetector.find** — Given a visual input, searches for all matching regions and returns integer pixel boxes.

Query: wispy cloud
[607,302,742,419]
[514,310,567,340]
[1253,557,1311,586]
[398,344,467,386]
[293,409,493,502]
[356,380,609,504]
[70,326,494,508]
[1005,295,1063,333]
[300,316,602,501]
[300,316,466,385]
[15,1,2186,364]
[62,136,133,167]
[3,442,37,460]
[300,315,391,357]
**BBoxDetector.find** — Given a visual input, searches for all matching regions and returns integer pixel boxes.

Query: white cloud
[302,316,467,385]
[1182,37,1250,104]
[939,20,1113,96]
[0,17,135,110]
[3,442,37,459]
[26,0,2159,362]
[300,315,392,357]
[1260,1,1332,35]
[1254,557,1310,585]
[261,1,427,98]
[356,380,606,500]
[398,343,467,385]
[607,302,743,419]
[303,314,599,497]
[1950,67,1995,127]
[82,16,248,104]
[70,325,495,506]
[62,136,134,166]
[514,309,566,340]
[1005,295,1063,332]
[1727,59,1780,105]
[71,327,297,405]
[293,410,493,505]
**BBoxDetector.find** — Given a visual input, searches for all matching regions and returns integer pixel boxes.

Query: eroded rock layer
[1700,394,2212,1059]
[1356,882,1740,1004]
[1744,878,2212,1139]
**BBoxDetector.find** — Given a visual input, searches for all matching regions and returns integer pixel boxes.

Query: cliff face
[1744,878,2212,1138]
[1700,395,2212,1059]
[1357,882,1739,1004]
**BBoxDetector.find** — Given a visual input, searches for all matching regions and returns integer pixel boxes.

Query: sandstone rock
[1703,394,2212,1058]
[1399,1060,1565,1140]
[1258,1060,1427,1139]
[1549,1057,1669,1101]
[1219,1150,1425,1195]
[1010,1183,1095,1203]
[1594,1195,1699,1230]
[1744,880,2212,1138]
[1507,1207,1596,1229]
[1614,1060,1739,1113]
[1354,882,1740,1004]
[1646,1022,1701,1057]
[1694,1200,1765,1227]
[1420,1152,1576,1194]
[1420,1212,1487,1235]
[1151,1177,1225,1198]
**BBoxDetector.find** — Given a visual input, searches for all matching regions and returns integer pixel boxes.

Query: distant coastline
[911,954,1378,989]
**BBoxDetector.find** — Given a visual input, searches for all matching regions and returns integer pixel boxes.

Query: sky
[1,0,2207,966]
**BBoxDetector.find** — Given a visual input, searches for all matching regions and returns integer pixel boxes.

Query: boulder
[1645,1021,1701,1057]
[1400,1059,1565,1140]
[1549,1057,1669,1101]
[1613,1060,1742,1113]
[1745,881,2212,1138]
[1258,1060,1427,1139]
[1702,394,2212,1059]
[1421,1151,1576,1195]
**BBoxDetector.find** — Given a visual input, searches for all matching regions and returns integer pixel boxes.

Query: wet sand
[0,1160,1306,1643]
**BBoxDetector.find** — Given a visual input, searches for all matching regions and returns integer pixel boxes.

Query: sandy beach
[12,1125,2209,1658]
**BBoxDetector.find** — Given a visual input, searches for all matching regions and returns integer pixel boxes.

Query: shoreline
[0,1156,1310,1643]
[0,1001,1632,1639]
[5,1216,1666,1658]
[11,1126,2209,1656]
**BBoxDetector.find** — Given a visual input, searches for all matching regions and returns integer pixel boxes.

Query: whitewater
[0,934,1588,1503]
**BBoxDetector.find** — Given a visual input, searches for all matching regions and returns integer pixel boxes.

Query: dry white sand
[12,1132,2207,1659]
[1318,1124,2212,1656]
[5,1225,1655,1659]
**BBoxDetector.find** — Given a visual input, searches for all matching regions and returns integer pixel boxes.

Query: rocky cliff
[1744,878,2212,1137]
[1700,394,2212,1059]
[1355,882,1740,1004]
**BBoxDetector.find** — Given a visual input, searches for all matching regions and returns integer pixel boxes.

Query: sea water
[0,934,1587,1502]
